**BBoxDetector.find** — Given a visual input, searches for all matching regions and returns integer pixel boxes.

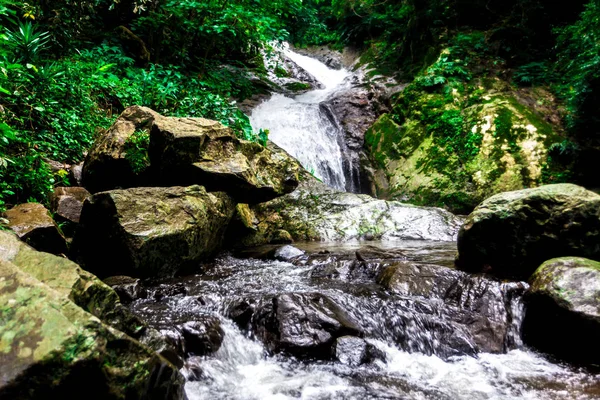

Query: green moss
[284,82,312,92]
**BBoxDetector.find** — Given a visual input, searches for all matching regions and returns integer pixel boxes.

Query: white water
[250,48,351,191]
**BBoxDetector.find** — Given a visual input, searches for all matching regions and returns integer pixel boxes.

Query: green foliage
[3,19,50,63]
[124,130,150,174]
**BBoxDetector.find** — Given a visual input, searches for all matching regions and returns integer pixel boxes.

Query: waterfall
[250,48,351,192]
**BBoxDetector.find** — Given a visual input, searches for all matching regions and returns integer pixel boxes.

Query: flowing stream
[130,241,600,400]
[250,48,352,191]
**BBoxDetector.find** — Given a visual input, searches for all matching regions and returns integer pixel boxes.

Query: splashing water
[250,48,351,191]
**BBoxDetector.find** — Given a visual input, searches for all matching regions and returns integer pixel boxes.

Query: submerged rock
[50,186,91,223]
[456,183,600,280]
[333,336,385,366]
[378,261,527,354]
[251,292,363,359]
[3,203,67,255]
[523,257,600,365]
[0,260,185,400]
[73,185,235,279]
[237,177,463,245]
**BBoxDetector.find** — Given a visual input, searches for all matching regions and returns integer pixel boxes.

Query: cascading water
[129,241,600,400]
[250,48,351,191]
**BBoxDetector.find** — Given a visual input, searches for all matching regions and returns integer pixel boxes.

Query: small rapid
[250,48,352,191]
[128,241,600,400]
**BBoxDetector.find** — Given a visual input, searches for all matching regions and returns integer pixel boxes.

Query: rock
[0,260,185,400]
[70,161,83,186]
[3,203,67,255]
[149,116,301,203]
[456,184,600,280]
[333,336,385,366]
[237,177,463,246]
[180,318,224,356]
[268,229,293,244]
[378,261,528,354]
[273,245,305,261]
[83,105,159,193]
[72,185,235,279]
[0,230,146,339]
[252,292,363,359]
[523,257,600,365]
[103,275,147,303]
[50,186,91,223]
[292,45,344,70]
[363,84,561,213]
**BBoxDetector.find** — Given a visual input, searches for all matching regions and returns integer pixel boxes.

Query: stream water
[250,48,352,191]
[128,51,600,399]
[131,241,600,400]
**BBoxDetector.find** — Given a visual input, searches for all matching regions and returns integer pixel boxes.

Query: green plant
[3,19,50,63]
[124,130,150,174]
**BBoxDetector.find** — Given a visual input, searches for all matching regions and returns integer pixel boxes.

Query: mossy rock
[456,184,600,280]
[0,260,184,399]
[523,257,600,365]
[72,185,236,279]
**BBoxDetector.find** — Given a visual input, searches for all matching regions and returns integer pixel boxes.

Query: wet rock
[3,203,67,255]
[152,282,188,300]
[252,292,363,359]
[149,116,301,204]
[0,230,147,339]
[139,328,185,369]
[181,318,224,356]
[83,105,160,193]
[292,45,344,70]
[72,185,235,279]
[378,261,528,354]
[523,257,600,365]
[0,260,185,400]
[273,245,305,261]
[333,336,385,366]
[239,177,463,245]
[50,186,91,223]
[456,184,600,280]
[103,275,147,303]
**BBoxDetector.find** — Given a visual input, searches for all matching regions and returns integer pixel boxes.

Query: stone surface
[0,260,185,400]
[83,105,160,193]
[73,185,235,279]
[523,257,600,365]
[273,245,305,261]
[3,203,67,255]
[180,318,224,356]
[149,115,301,203]
[363,81,561,214]
[251,292,363,359]
[237,176,463,246]
[0,230,146,339]
[456,183,600,280]
[333,336,385,366]
[378,261,528,354]
[50,186,91,223]
[103,276,147,303]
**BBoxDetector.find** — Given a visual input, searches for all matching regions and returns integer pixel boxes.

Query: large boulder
[149,118,300,204]
[456,184,600,280]
[3,203,67,255]
[234,176,463,246]
[82,106,160,193]
[83,105,300,204]
[0,259,185,399]
[523,257,600,365]
[250,292,363,359]
[72,185,235,279]
[0,230,144,339]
